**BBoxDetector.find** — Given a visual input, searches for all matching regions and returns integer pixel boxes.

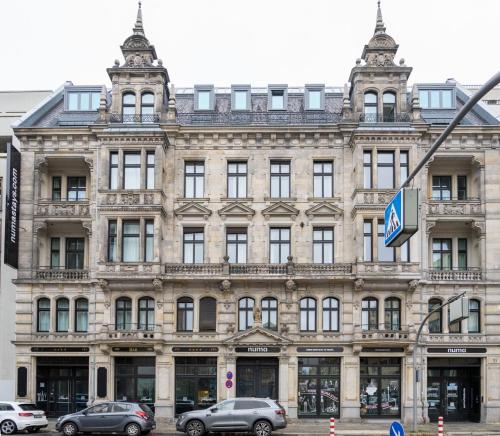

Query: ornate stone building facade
[12,2,500,424]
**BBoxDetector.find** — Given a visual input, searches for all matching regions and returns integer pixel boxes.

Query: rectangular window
[183,228,204,264]
[363,151,372,189]
[270,227,290,264]
[67,91,100,111]
[50,237,60,268]
[313,160,333,198]
[124,152,141,190]
[306,89,323,110]
[271,89,285,110]
[108,220,117,262]
[233,90,248,110]
[67,176,86,201]
[185,161,204,198]
[430,90,440,109]
[226,227,247,264]
[419,89,454,109]
[66,238,84,269]
[146,151,155,190]
[432,238,452,270]
[109,152,118,190]
[145,220,154,262]
[377,151,395,189]
[401,240,410,262]
[363,220,373,262]
[270,160,290,198]
[400,151,409,185]
[122,221,140,262]
[52,176,62,201]
[458,238,467,270]
[313,227,334,264]
[227,161,247,198]
[457,175,467,200]
[378,220,395,261]
[197,90,211,110]
[432,176,452,200]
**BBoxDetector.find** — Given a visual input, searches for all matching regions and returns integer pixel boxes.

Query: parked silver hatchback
[175,398,286,436]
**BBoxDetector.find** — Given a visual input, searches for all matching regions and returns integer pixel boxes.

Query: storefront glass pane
[427,381,441,412]
[360,377,379,416]
[380,378,400,415]
[320,378,340,416]
[115,357,155,410]
[298,379,317,415]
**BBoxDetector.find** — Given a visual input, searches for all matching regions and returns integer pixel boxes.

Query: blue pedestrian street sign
[389,421,404,436]
[384,188,419,247]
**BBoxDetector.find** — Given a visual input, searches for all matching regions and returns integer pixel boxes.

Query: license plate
[34,415,42,418]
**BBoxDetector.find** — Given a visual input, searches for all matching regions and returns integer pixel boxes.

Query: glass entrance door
[236,358,278,399]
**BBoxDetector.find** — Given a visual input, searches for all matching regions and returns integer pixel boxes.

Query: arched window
[75,298,88,332]
[138,297,155,331]
[383,92,396,122]
[361,297,378,331]
[262,297,278,331]
[37,298,50,332]
[322,297,339,332]
[177,297,194,332]
[364,92,378,121]
[56,298,70,332]
[141,92,155,122]
[116,297,132,331]
[300,298,317,332]
[384,297,400,331]
[122,92,136,122]
[199,297,217,332]
[428,298,442,333]
[239,297,254,331]
[468,299,480,333]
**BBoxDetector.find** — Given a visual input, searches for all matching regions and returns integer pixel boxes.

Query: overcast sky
[0,0,498,91]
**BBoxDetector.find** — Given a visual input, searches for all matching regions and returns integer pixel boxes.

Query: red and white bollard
[329,417,335,436]
[437,416,444,436]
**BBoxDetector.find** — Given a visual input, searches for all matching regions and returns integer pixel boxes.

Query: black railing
[359,113,411,123]
[109,113,160,123]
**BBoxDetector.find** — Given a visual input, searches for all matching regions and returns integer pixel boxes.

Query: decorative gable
[224,326,291,345]
[261,202,300,220]
[174,202,212,220]
[218,202,255,220]
[305,202,344,218]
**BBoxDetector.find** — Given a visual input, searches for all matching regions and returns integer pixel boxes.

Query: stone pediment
[218,202,255,219]
[305,202,343,218]
[174,202,212,219]
[262,202,299,220]
[224,326,291,345]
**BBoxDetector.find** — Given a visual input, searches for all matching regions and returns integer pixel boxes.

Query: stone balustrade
[36,200,90,217]
[35,269,90,280]
[425,268,482,281]
[426,199,483,217]
[100,190,165,208]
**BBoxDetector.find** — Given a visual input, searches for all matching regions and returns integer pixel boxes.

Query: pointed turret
[133,1,145,36]
[374,0,386,34]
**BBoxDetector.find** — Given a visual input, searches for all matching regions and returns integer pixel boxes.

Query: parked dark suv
[55,402,155,436]
[176,398,286,436]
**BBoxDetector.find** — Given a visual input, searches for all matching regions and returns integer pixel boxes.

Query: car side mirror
[210,407,217,413]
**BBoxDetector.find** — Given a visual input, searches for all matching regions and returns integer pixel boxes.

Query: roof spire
[133,1,144,36]
[375,0,386,34]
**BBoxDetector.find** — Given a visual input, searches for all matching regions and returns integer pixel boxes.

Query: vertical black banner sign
[4,143,21,269]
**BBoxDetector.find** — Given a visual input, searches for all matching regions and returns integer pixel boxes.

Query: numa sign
[4,144,21,269]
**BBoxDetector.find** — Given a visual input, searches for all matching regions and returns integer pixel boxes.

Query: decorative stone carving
[106,194,117,205]
[253,306,262,323]
[82,222,92,237]
[121,193,140,205]
[152,278,163,290]
[144,194,154,205]
[33,221,47,234]
[285,279,297,292]
[408,279,419,291]
[364,193,374,204]
[354,278,365,291]
[226,323,235,334]
[220,279,232,293]
[97,279,110,292]
[280,324,290,334]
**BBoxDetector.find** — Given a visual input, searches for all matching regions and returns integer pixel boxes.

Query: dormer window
[383,92,396,122]
[231,85,251,111]
[419,89,454,109]
[364,92,378,121]
[122,92,136,122]
[194,85,215,111]
[66,91,100,111]
[305,85,325,111]
[268,85,288,111]
[141,92,155,122]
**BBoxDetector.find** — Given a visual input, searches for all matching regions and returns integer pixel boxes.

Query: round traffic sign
[389,421,404,436]
[225,379,233,389]
[226,371,233,380]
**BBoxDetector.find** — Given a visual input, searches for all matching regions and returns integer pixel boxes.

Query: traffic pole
[329,417,335,436]
[437,416,444,436]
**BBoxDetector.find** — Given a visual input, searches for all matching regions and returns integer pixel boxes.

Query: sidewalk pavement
[45,418,500,435]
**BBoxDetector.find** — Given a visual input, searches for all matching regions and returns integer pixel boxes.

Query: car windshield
[19,404,38,411]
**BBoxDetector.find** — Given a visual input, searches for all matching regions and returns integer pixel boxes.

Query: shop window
[177,297,194,332]
[183,228,204,264]
[300,298,316,332]
[227,161,248,198]
[175,357,217,415]
[363,92,378,121]
[362,297,378,331]
[313,227,334,264]
[141,92,155,122]
[66,238,85,269]
[432,239,452,270]
[428,299,442,333]
[116,297,132,331]
[185,161,205,198]
[270,160,291,198]
[56,298,69,332]
[269,227,290,264]
[322,297,339,332]
[138,297,155,331]
[313,161,333,198]
[262,297,278,331]
[37,298,50,332]
[75,298,88,332]
[199,297,217,332]
[384,298,401,331]
[383,92,396,122]
[239,297,254,331]
[360,357,401,417]
[122,92,136,122]
[468,299,480,333]
[115,357,155,409]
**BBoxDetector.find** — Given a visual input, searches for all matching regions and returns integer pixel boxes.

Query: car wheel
[253,420,272,436]
[186,419,205,436]
[0,420,17,435]
[61,422,78,436]
[125,423,141,436]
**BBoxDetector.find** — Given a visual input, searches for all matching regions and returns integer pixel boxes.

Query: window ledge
[307,197,342,202]
[220,197,254,202]
[176,197,210,202]
[264,197,297,202]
